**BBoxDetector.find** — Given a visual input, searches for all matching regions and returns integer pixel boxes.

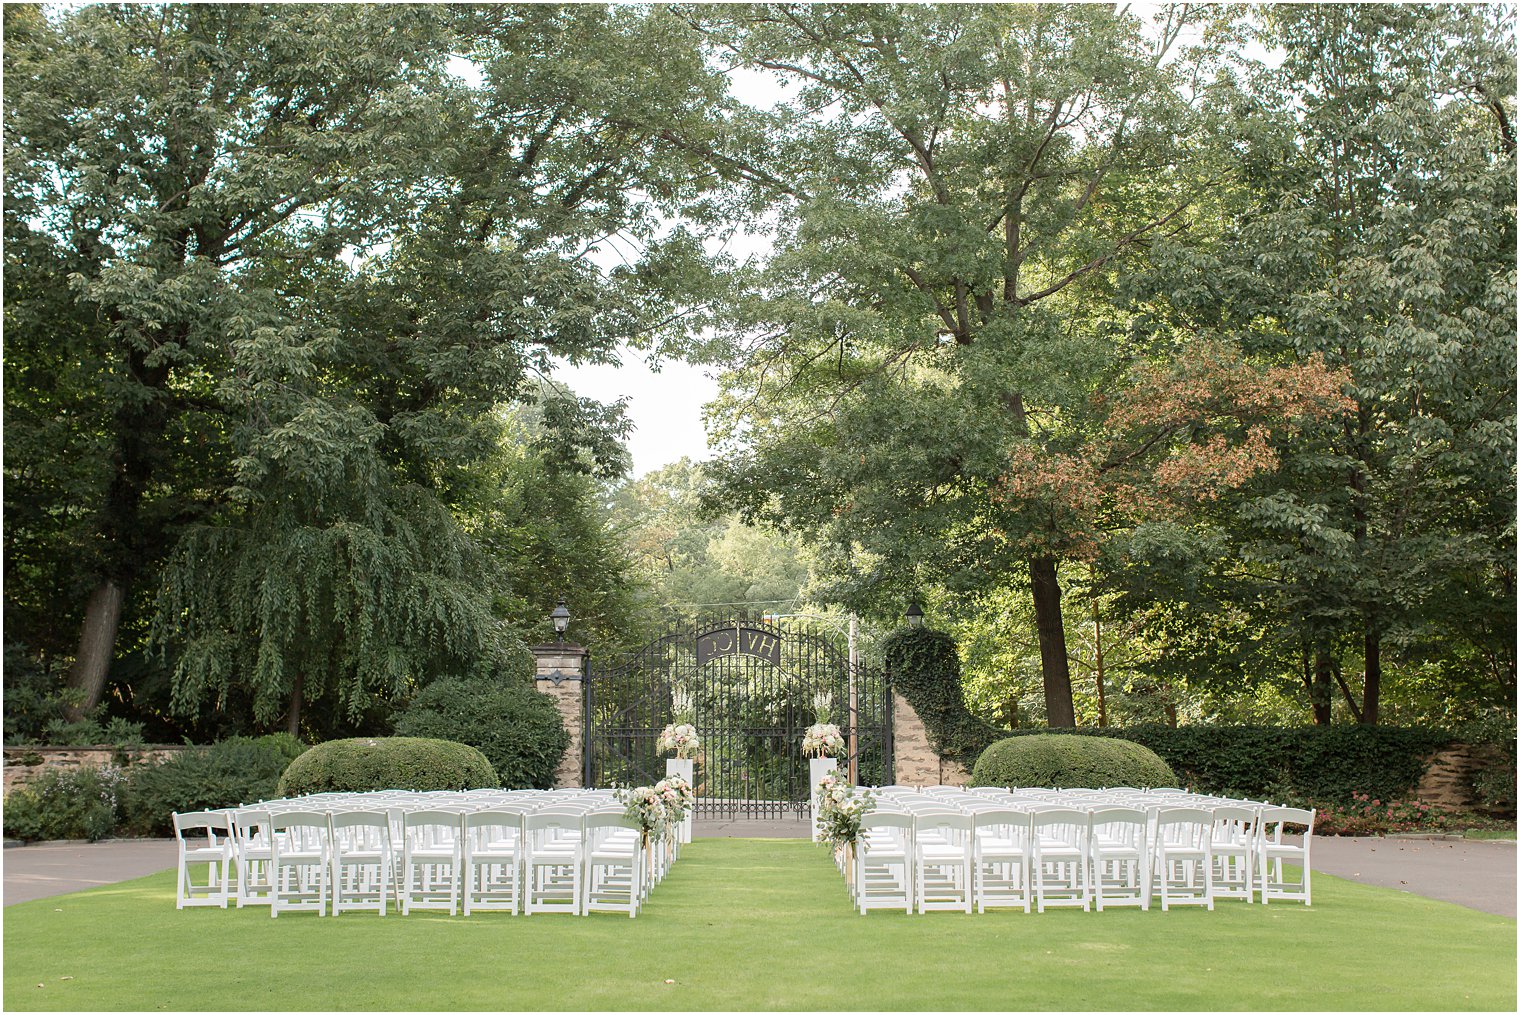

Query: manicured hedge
[965,725,1453,804]
[276,736,497,795]
[1077,724,1454,805]
[971,734,1177,789]
[391,678,568,789]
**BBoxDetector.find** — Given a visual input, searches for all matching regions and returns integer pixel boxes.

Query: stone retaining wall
[1416,744,1486,811]
[3,745,190,795]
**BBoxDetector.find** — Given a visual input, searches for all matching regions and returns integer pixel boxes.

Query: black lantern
[551,597,571,642]
[905,601,924,628]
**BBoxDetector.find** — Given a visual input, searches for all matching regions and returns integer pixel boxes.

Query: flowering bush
[3,764,127,842]
[802,723,845,758]
[616,783,670,841]
[656,723,700,759]
[656,773,695,822]
[1310,793,1449,836]
[814,771,875,847]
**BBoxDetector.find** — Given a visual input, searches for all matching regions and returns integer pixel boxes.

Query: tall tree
[696,3,1235,725]
[4,4,731,729]
[1107,4,1517,724]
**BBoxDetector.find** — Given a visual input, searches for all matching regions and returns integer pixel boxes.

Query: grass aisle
[4,838,1514,1011]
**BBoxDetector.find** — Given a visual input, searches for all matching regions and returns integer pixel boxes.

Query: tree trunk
[1092,594,1108,728]
[1030,556,1075,727]
[1361,625,1381,725]
[1311,648,1335,725]
[63,579,125,720]
[285,672,305,737]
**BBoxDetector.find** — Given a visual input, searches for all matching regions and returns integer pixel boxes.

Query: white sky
[556,354,719,477]
[555,65,788,478]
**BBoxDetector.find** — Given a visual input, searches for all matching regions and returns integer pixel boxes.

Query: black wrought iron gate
[584,616,892,818]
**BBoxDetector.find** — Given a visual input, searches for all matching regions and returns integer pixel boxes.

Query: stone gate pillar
[531,643,586,788]
[891,691,971,787]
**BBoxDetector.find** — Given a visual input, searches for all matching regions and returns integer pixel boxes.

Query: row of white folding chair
[846,801,1312,914]
[855,804,1191,914]
[942,798,1307,908]
[192,805,657,918]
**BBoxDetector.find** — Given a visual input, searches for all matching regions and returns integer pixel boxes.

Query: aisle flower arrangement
[814,770,875,848]
[616,774,697,841]
[616,783,670,842]
[657,773,696,823]
[657,722,701,759]
[802,722,845,758]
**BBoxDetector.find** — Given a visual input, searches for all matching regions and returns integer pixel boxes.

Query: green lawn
[1463,828,1518,841]
[4,838,1514,1011]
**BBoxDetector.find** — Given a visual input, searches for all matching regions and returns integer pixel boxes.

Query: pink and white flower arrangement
[814,770,875,847]
[656,773,696,822]
[802,722,845,758]
[616,784,670,841]
[656,722,700,759]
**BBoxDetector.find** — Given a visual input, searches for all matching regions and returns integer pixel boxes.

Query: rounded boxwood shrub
[276,736,497,796]
[122,733,308,836]
[970,734,1177,789]
[391,678,568,789]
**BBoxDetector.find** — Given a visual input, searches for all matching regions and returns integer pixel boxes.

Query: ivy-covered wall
[883,626,1459,804]
[883,627,1005,766]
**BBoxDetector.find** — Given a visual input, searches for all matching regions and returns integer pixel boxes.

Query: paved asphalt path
[4,831,1514,916]
[1302,834,1515,917]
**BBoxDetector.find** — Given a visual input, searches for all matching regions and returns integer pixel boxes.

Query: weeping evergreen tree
[154,403,530,735]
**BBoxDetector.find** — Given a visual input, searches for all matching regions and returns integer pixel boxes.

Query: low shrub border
[885,626,1457,805]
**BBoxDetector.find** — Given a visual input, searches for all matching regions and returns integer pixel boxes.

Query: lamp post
[551,597,571,643]
[905,601,924,628]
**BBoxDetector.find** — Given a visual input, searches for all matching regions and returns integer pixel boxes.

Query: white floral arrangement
[655,773,696,822]
[616,784,670,841]
[814,770,875,848]
[670,685,695,723]
[656,722,700,759]
[802,722,845,758]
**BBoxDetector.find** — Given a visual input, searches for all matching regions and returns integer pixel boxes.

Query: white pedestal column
[665,758,694,843]
[809,756,839,843]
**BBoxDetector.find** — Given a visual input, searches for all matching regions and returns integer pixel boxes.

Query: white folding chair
[329,810,393,916]
[462,809,526,915]
[400,810,462,915]
[972,809,1031,913]
[914,810,974,914]
[230,808,274,907]
[582,812,644,918]
[1210,806,1258,903]
[523,809,584,915]
[1153,807,1214,911]
[173,811,232,909]
[270,810,330,917]
[855,811,914,914]
[1031,807,1089,912]
[1258,806,1315,905]
[1088,807,1150,911]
